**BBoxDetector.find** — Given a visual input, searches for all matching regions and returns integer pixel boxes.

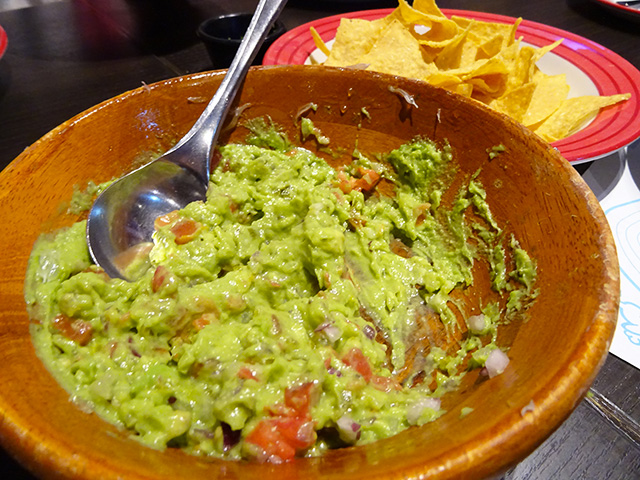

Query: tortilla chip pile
[311,0,630,143]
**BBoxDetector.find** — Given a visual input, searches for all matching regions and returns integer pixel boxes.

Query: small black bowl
[197,13,287,69]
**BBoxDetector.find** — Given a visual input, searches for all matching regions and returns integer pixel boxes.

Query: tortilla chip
[505,18,522,48]
[533,94,631,142]
[318,1,631,142]
[358,19,438,79]
[397,0,460,47]
[310,27,331,57]
[435,28,472,70]
[532,39,563,63]
[522,74,570,126]
[527,39,563,79]
[476,34,505,60]
[413,0,447,17]
[503,44,535,92]
[324,18,390,67]
[447,83,474,97]
[448,56,510,95]
[490,83,537,122]
[451,15,514,47]
[425,71,464,89]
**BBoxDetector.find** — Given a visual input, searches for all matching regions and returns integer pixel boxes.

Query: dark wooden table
[0,0,638,478]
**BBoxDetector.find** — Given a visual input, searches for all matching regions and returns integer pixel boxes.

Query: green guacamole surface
[25,120,536,463]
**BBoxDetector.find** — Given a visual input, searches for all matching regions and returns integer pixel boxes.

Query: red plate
[264,9,640,164]
[0,24,7,61]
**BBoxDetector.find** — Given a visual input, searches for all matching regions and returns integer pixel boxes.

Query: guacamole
[25,119,536,463]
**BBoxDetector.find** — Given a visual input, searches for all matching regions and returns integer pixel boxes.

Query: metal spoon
[86,0,288,280]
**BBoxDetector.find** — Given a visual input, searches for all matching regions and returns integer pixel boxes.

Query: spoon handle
[166,0,289,183]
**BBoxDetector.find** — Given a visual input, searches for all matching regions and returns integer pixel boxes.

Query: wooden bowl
[0,66,619,479]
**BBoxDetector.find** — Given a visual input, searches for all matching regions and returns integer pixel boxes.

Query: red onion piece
[194,428,215,439]
[294,102,317,123]
[363,324,375,340]
[485,348,510,378]
[315,322,341,343]
[388,86,418,108]
[296,420,316,445]
[336,414,361,443]
[407,397,441,425]
[221,422,241,452]
[221,103,253,135]
[466,314,486,334]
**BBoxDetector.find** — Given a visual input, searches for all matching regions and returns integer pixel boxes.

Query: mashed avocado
[25,119,536,463]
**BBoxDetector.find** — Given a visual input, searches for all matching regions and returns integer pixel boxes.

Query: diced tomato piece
[264,403,297,418]
[371,375,402,392]
[237,366,258,381]
[249,382,320,461]
[389,238,413,258]
[151,265,168,292]
[271,416,316,450]
[192,315,211,331]
[324,357,332,370]
[108,341,118,357]
[52,314,93,346]
[246,415,316,462]
[357,167,373,177]
[336,170,355,194]
[171,218,201,245]
[414,203,430,226]
[322,271,332,289]
[347,217,367,230]
[284,382,315,416]
[245,420,297,461]
[353,169,381,192]
[341,347,372,382]
[154,210,179,230]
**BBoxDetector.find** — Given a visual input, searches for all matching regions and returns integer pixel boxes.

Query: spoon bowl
[87,0,288,279]
[87,159,207,275]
